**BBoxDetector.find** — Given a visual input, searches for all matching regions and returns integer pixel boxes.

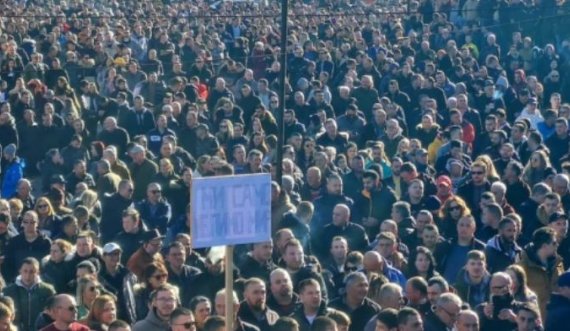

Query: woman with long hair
[133,262,169,321]
[406,246,439,280]
[475,155,501,183]
[506,265,538,305]
[215,119,234,150]
[522,150,554,187]
[0,302,16,331]
[297,137,316,172]
[438,196,471,239]
[248,132,269,155]
[34,197,61,238]
[76,276,104,320]
[82,294,118,331]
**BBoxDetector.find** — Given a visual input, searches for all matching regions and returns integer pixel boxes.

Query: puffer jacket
[518,244,565,318]
[2,276,56,331]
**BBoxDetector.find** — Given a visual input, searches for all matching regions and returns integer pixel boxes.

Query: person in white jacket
[517,97,543,130]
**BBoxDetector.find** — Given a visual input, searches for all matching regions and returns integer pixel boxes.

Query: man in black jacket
[353,170,397,238]
[292,279,336,331]
[485,218,522,273]
[237,278,279,331]
[113,208,146,264]
[476,272,524,331]
[317,204,368,261]
[239,241,277,283]
[423,293,462,331]
[166,242,202,307]
[101,180,134,243]
[329,272,381,331]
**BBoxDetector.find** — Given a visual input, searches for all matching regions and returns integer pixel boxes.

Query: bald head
[456,310,479,331]
[363,251,383,273]
[332,204,350,226]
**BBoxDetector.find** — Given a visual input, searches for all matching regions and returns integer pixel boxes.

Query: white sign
[191,174,272,248]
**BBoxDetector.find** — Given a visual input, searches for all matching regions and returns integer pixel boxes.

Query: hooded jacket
[518,244,564,317]
[454,268,491,308]
[133,308,170,331]
[485,235,522,273]
[2,276,56,331]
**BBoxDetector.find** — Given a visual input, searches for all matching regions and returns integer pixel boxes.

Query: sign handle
[225,245,235,331]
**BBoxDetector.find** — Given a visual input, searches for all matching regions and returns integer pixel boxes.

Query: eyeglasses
[491,284,509,291]
[471,171,485,175]
[345,266,358,272]
[174,322,197,329]
[151,190,162,194]
[38,204,49,209]
[448,206,461,212]
[153,274,168,280]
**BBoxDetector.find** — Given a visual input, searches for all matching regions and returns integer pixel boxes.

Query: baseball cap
[436,175,452,188]
[103,243,122,254]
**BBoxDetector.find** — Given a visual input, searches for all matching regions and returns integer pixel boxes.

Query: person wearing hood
[292,279,337,331]
[133,284,178,331]
[485,218,522,273]
[1,143,24,199]
[545,271,570,331]
[454,250,491,308]
[518,226,565,317]
[2,257,56,331]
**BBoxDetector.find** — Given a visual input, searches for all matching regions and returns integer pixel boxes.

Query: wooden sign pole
[225,245,234,331]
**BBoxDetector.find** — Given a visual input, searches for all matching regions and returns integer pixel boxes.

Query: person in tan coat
[518,227,565,318]
[127,229,166,278]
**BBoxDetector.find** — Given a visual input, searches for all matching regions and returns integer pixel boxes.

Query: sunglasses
[471,171,485,175]
[174,322,197,329]
[448,206,461,211]
[38,204,49,208]
[64,305,78,312]
[151,190,162,194]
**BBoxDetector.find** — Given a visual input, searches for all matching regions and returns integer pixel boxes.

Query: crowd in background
[0,0,570,330]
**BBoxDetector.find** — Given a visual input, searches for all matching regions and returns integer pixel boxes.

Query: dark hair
[189,296,210,312]
[108,320,130,331]
[376,308,399,328]
[311,316,337,331]
[532,227,557,248]
[272,317,300,331]
[407,246,437,279]
[204,316,225,331]
[170,307,193,323]
[398,307,421,326]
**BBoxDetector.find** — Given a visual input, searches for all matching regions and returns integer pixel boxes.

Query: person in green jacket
[2,257,56,331]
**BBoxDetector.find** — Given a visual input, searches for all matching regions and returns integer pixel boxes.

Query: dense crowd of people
[0,0,570,330]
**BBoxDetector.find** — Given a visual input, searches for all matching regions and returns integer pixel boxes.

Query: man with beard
[336,104,366,142]
[311,174,353,235]
[548,212,570,269]
[237,278,279,331]
[485,218,522,273]
[476,272,523,331]
[482,130,507,160]
[519,227,565,317]
[267,268,298,317]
